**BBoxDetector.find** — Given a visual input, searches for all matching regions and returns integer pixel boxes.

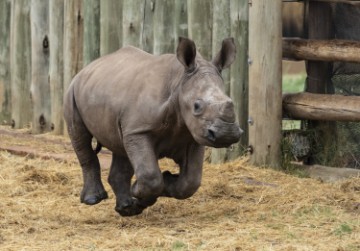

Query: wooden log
[283,92,360,121]
[187,0,213,60]
[100,0,123,56]
[211,0,231,164]
[153,0,175,55]
[122,0,145,48]
[142,0,155,53]
[283,38,360,63]
[248,0,282,168]
[10,0,32,129]
[305,1,336,165]
[63,0,83,96]
[174,0,188,49]
[0,0,11,124]
[83,0,100,66]
[30,0,51,134]
[228,0,249,161]
[49,0,64,135]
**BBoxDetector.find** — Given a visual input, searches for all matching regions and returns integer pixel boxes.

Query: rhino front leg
[108,154,157,217]
[162,144,204,199]
[123,135,164,200]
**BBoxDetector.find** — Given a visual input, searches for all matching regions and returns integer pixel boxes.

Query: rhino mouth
[202,119,243,148]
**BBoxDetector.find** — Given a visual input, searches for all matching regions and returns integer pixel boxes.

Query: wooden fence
[0,0,249,163]
[247,0,360,167]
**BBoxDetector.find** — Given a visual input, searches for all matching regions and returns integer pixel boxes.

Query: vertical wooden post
[0,0,11,124]
[83,0,100,66]
[187,0,213,60]
[10,0,32,129]
[49,0,64,135]
[30,0,51,134]
[304,1,335,165]
[153,0,175,55]
[122,0,145,48]
[211,0,231,164]
[228,0,249,160]
[100,0,123,56]
[63,0,83,95]
[248,0,282,167]
[174,0,188,51]
[142,0,155,53]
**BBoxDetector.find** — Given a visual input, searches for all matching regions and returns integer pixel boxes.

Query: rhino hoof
[81,191,108,205]
[115,198,144,217]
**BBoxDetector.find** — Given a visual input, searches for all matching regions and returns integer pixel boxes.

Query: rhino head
[176,37,243,148]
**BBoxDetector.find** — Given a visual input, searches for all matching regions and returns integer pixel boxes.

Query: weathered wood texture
[100,0,123,56]
[228,0,249,160]
[142,0,155,53]
[49,0,64,135]
[10,0,32,129]
[304,1,336,165]
[187,0,213,60]
[211,0,231,164]
[63,0,83,97]
[283,92,360,121]
[122,0,145,48]
[153,0,175,55]
[30,0,51,134]
[0,0,11,124]
[83,0,100,66]
[174,0,188,47]
[249,0,282,167]
[283,38,360,63]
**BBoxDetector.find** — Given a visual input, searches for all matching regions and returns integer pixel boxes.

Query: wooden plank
[283,38,360,63]
[0,0,11,125]
[305,1,336,165]
[10,0,32,129]
[187,0,213,60]
[122,0,145,48]
[100,0,123,56]
[153,0,175,55]
[211,0,231,164]
[49,0,64,135]
[30,0,51,134]
[249,0,282,167]
[83,0,100,66]
[228,0,249,161]
[63,0,83,95]
[283,92,360,121]
[174,0,188,50]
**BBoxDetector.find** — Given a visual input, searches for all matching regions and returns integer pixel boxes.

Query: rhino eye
[193,99,205,115]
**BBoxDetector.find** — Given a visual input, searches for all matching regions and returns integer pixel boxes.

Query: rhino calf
[64,37,242,216]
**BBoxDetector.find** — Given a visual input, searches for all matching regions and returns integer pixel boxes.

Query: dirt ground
[0,127,359,251]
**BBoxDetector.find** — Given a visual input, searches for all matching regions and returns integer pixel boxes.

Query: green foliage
[333,223,353,237]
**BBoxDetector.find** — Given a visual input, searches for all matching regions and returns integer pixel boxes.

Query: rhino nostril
[207,129,216,142]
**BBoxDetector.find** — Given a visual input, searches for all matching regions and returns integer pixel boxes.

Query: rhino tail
[94,141,102,154]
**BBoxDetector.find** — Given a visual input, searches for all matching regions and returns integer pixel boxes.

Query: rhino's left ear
[212,37,236,71]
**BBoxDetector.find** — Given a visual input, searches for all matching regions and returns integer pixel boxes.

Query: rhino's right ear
[176,37,196,72]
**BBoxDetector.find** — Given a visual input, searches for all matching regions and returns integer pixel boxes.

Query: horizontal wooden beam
[283,38,360,63]
[283,92,360,121]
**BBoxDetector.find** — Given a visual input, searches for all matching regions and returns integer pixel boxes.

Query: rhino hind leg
[65,97,108,205]
[108,154,157,217]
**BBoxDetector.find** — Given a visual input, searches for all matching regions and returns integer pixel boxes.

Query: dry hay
[0,151,359,251]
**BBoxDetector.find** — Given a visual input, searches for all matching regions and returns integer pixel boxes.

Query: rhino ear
[212,37,236,71]
[176,37,196,72]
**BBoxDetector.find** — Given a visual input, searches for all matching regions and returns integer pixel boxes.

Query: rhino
[64,37,242,217]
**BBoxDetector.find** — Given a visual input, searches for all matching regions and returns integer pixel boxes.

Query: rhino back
[72,46,182,154]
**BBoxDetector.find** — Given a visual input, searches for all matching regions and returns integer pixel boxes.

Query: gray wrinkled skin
[63,37,242,216]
